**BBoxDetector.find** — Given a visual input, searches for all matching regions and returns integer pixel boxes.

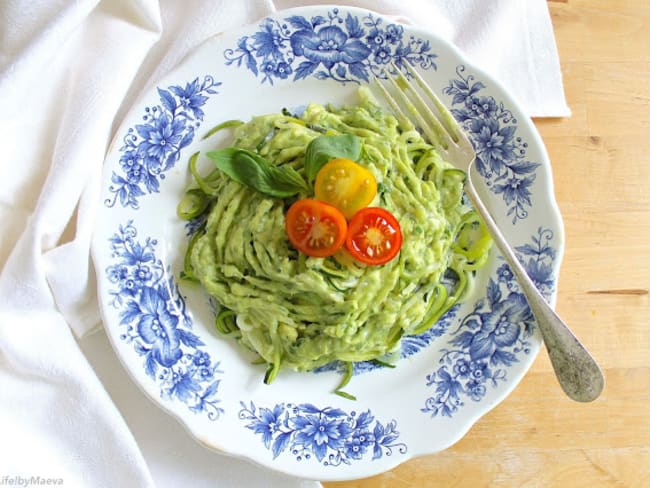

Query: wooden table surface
[324,1,650,486]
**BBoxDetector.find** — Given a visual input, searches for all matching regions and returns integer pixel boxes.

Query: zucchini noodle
[181,87,491,378]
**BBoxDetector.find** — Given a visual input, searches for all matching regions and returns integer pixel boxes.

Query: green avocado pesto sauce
[185,87,490,378]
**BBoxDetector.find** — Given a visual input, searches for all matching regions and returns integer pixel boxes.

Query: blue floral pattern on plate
[444,66,541,222]
[106,220,224,420]
[422,227,556,417]
[224,8,437,84]
[93,6,565,480]
[104,76,220,209]
[239,402,407,465]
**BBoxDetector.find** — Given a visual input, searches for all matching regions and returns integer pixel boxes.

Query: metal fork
[373,61,604,402]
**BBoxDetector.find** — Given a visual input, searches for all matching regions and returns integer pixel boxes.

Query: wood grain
[324,1,650,486]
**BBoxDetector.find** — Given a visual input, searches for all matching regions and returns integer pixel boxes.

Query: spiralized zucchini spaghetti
[179,87,491,387]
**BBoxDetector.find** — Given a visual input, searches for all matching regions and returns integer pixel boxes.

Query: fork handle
[464,180,605,402]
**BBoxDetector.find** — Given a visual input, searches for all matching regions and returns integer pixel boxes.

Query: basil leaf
[206,148,308,198]
[304,134,362,182]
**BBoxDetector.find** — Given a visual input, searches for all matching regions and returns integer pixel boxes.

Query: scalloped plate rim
[91,4,564,481]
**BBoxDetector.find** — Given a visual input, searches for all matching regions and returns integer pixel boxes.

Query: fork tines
[372,60,459,151]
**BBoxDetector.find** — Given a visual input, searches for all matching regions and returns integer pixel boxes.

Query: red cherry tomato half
[345,207,402,265]
[285,199,347,258]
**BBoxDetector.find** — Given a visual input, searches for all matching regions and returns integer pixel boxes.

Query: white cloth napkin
[0,1,568,486]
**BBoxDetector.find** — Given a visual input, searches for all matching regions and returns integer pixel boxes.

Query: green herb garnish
[304,134,361,182]
[206,147,308,198]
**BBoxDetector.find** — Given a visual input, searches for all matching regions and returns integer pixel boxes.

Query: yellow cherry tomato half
[314,158,377,219]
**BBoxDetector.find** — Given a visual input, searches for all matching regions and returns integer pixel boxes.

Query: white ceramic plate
[92,6,563,481]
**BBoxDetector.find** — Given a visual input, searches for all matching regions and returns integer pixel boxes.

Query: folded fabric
[272,0,570,118]
[0,1,569,486]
